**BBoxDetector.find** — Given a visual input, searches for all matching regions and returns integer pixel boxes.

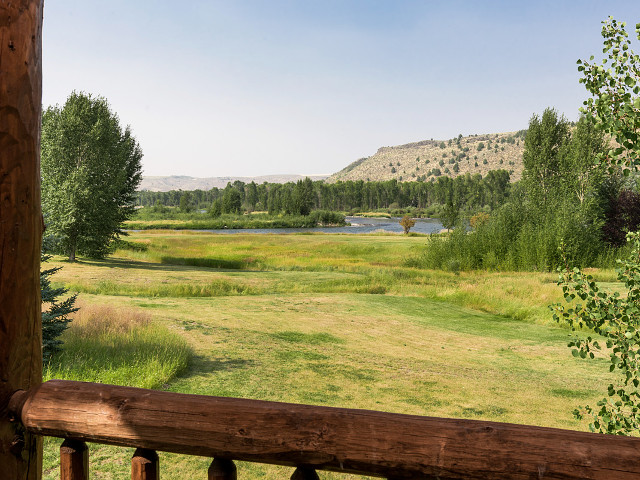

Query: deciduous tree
[221,185,242,214]
[41,92,143,260]
[522,108,570,202]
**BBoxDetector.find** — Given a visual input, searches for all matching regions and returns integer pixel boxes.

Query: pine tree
[41,251,78,362]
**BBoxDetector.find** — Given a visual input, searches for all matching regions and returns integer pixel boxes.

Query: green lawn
[42,231,616,479]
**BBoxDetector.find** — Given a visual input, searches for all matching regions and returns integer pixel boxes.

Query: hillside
[139,174,329,192]
[328,131,526,183]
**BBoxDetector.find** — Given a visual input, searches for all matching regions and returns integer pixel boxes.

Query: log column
[0,1,44,479]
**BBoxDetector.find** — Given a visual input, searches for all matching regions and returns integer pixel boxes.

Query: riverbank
[125,211,347,230]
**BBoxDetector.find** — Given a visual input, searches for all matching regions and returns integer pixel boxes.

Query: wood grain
[14,380,640,479]
[0,1,43,479]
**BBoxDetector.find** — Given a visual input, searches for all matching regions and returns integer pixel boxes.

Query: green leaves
[559,19,640,433]
[577,17,640,175]
[554,232,640,434]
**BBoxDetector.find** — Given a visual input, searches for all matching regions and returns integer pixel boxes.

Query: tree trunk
[0,1,44,479]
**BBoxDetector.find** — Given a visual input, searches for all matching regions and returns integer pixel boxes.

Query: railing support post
[131,448,159,480]
[0,1,44,479]
[60,439,88,480]
[208,458,237,480]
[291,467,320,480]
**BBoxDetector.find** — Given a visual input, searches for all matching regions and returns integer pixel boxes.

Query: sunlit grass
[41,231,622,479]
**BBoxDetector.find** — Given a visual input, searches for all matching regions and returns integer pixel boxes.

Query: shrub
[399,215,416,234]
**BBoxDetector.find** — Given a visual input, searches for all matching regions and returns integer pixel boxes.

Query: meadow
[41,231,618,479]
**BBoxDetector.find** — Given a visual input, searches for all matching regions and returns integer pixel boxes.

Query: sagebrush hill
[328,131,526,183]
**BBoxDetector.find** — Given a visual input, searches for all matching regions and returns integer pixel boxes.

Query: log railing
[8,379,640,480]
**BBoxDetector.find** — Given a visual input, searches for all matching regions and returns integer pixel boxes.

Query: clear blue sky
[42,1,640,177]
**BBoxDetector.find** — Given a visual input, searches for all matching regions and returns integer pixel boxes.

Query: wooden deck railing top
[9,379,640,480]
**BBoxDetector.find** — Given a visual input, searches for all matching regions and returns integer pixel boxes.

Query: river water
[197,216,444,235]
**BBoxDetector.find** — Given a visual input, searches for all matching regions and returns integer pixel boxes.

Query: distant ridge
[139,174,329,192]
[328,131,526,183]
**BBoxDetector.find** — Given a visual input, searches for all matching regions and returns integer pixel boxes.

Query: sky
[42,1,640,177]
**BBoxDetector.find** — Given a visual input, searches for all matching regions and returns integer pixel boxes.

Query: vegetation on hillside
[328,130,527,183]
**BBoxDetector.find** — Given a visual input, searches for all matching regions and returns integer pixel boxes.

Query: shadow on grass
[72,257,251,273]
[160,255,256,270]
[182,355,256,377]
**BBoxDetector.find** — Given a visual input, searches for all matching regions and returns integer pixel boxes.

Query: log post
[290,467,319,480]
[208,458,236,480]
[131,448,159,480]
[60,440,88,480]
[0,1,44,479]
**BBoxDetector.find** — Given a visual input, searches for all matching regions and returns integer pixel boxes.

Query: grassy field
[42,231,617,479]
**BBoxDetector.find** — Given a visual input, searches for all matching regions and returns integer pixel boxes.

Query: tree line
[136,170,512,216]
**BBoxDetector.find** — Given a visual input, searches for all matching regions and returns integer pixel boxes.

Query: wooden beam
[13,380,640,480]
[0,1,44,479]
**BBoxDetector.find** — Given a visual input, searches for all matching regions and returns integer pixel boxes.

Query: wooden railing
[7,380,640,480]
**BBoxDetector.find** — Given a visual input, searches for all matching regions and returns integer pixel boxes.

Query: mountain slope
[328,131,526,183]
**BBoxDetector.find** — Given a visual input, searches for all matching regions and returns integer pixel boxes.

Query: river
[196,216,445,235]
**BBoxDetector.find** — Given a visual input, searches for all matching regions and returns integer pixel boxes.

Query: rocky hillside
[328,131,526,183]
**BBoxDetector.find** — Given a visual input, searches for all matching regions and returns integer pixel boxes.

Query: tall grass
[44,302,192,389]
